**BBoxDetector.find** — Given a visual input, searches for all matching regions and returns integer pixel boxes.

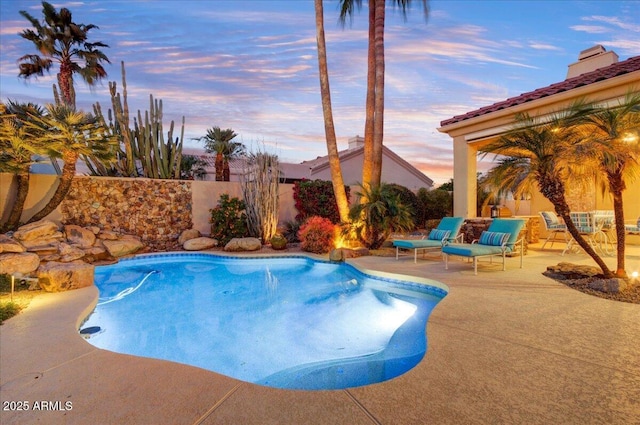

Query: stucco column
[453,136,478,218]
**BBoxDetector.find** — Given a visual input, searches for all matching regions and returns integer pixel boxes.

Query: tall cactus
[91,61,184,179]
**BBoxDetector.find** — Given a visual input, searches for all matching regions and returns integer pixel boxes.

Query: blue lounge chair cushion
[442,244,507,257]
[437,217,464,242]
[478,231,510,246]
[428,229,450,241]
[393,239,443,249]
[484,219,525,249]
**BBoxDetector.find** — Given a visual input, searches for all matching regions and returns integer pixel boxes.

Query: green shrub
[348,183,414,249]
[293,179,350,224]
[417,188,453,220]
[209,194,249,245]
[298,216,336,254]
[283,219,302,243]
[0,301,20,325]
[387,184,423,229]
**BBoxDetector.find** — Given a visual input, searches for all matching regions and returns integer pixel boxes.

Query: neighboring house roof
[301,143,434,188]
[440,54,640,127]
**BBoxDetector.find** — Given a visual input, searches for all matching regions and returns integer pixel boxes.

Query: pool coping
[1,244,639,424]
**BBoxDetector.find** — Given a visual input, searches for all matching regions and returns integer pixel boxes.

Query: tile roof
[440,55,640,127]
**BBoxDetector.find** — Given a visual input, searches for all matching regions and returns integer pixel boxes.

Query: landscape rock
[0,252,41,275]
[179,229,201,245]
[13,220,59,241]
[103,238,144,257]
[98,230,120,240]
[183,237,217,251]
[224,237,262,252]
[0,235,26,253]
[37,261,94,292]
[64,224,96,248]
[330,247,370,262]
[587,278,628,294]
[20,232,65,250]
[546,262,602,279]
[58,243,86,262]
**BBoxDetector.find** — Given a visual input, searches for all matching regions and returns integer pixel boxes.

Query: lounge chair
[393,217,464,263]
[442,218,525,275]
[539,211,567,249]
[625,217,640,235]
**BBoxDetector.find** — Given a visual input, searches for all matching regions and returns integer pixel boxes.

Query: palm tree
[480,109,614,278]
[339,0,428,190]
[18,1,110,107]
[25,104,117,224]
[0,102,48,231]
[314,0,350,223]
[198,127,244,181]
[574,93,640,278]
[348,182,414,249]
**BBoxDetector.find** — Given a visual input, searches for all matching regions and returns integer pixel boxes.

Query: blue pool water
[81,253,447,390]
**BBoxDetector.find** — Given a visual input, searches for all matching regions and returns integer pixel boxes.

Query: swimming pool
[81,253,447,390]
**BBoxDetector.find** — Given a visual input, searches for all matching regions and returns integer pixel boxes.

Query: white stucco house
[284,136,434,191]
[191,137,434,192]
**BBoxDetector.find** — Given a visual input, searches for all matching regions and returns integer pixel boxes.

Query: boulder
[0,235,26,253]
[64,225,96,248]
[179,229,201,245]
[546,263,602,279]
[330,247,370,262]
[98,230,120,240]
[81,246,113,263]
[37,261,94,292]
[183,237,217,251]
[587,278,628,294]
[0,252,40,275]
[103,238,144,257]
[224,237,262,252]
[58,243,86,262]
[20,232,65,250]
[13,220,59,241]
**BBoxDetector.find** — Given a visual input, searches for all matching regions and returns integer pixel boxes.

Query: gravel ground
[543,273,640,304]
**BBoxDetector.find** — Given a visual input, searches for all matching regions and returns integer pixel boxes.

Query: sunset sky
[1,1,638,185]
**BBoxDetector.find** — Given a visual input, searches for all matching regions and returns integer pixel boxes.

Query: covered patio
[438,46,640,233]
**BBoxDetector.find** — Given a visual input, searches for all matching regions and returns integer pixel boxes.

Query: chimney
[348,135,364,149]
[566,45,618,79]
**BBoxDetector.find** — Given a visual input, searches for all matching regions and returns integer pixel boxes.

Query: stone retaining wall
[462,217,536,255]
[60,177,192,251]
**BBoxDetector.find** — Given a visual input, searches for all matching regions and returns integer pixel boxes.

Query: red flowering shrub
[298,216,336,254]
[293,179,350,224]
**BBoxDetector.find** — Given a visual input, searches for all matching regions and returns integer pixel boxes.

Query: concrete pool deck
[1,243,639,424]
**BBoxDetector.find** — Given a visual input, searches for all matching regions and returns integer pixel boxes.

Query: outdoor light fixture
[622,132,638,144]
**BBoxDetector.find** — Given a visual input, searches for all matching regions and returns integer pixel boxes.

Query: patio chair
[625,217,640,235]
[393,216,464,263]
[539,211,567,249]
[562,211,614,256]
[442,218,525,275]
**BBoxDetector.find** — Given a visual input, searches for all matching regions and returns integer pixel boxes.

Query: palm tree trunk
[58,60,75,107]
[26,151,78,224]
[611,186,626,278]
[315,0,350,223]
[361,0,376,194]
[553,201,614,278]
[2,170,30,231]
[371,0,385,187]
[215,152,224,181]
